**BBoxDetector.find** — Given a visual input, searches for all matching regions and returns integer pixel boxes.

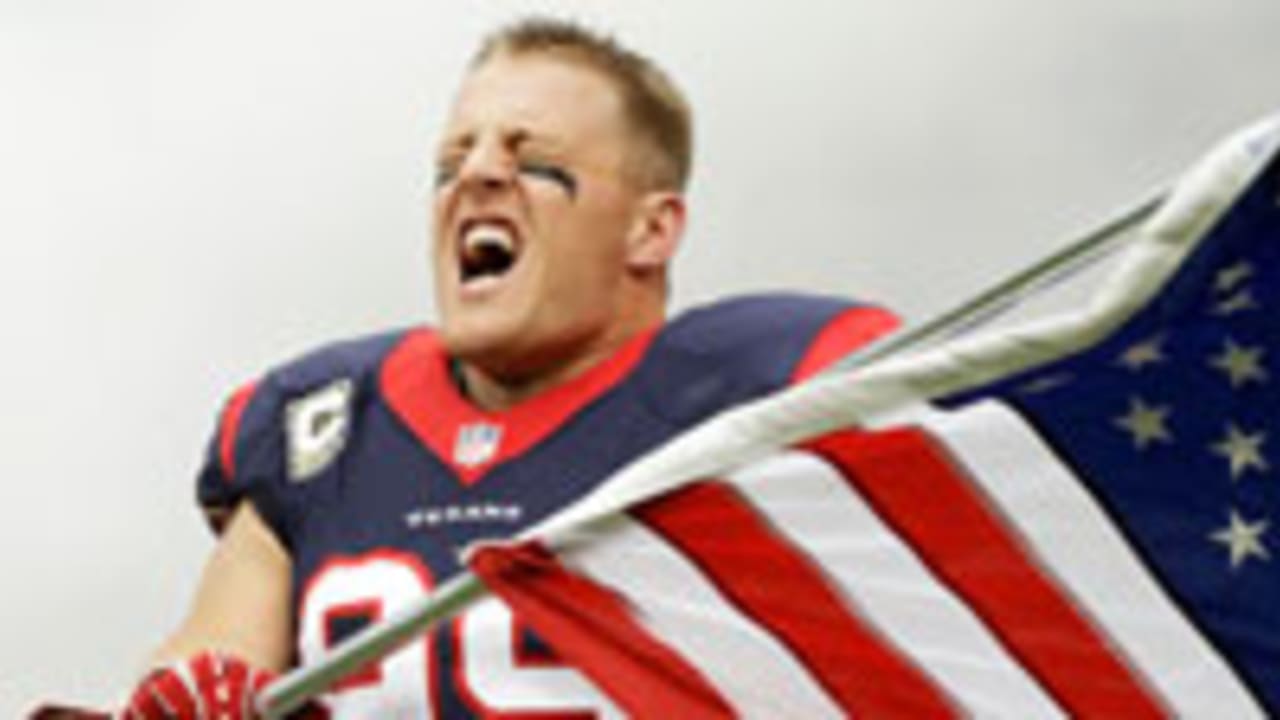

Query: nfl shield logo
[454,422,503,468]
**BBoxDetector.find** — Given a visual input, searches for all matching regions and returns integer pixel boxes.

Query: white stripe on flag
[734,451,1066,718]
[919,399,1263,718]
[559,516,846,719]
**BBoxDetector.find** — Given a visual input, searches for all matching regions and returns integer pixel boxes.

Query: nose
[456,137,515,194]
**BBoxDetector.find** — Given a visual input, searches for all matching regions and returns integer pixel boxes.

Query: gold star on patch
[1214,262,1253,294]
[1114,396,1173,450]
[1211,422,1269,480]
[1209,338,1268,388]
[1209,509,1270,570]
[1116,337,1165,371]
[1212,289,1258,316]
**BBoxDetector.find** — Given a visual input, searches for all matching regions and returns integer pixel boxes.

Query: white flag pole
[259,573,486,717]
[256,188,1164,719]
[830,189,1165,371]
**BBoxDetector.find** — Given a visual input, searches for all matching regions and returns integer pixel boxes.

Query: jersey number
[298,551,621,718]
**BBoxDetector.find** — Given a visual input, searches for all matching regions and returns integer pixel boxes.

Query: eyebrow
[437,127,569,157]
[437,133,474,157]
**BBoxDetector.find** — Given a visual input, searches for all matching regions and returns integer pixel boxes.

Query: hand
[121,651,276,720]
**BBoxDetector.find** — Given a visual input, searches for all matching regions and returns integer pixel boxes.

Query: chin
[438,313,526,369]
[439,320,501,360]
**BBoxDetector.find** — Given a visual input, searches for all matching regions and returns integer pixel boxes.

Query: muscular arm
[150,501,293,672]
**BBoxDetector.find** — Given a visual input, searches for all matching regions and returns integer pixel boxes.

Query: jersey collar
[380,328,657,484]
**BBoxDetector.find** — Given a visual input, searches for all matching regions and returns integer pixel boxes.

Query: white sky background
[2,0,1278,712]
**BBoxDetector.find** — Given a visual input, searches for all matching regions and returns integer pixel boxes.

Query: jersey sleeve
[195,375,291,541]
[640,293,900,427]
[193,329,409,545]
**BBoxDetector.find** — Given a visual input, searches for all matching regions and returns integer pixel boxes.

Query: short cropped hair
[471,17,693,192]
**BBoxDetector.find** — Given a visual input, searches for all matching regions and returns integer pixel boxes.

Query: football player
[37,17,898,718]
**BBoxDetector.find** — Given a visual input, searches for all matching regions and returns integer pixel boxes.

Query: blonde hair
[472,17,693,191]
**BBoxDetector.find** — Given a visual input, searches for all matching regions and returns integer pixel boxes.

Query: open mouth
[458,219,520,285]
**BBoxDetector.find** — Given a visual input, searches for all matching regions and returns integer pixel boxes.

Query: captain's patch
[286,378,354,482]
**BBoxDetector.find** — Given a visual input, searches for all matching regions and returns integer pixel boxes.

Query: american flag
[469,127,1280,717]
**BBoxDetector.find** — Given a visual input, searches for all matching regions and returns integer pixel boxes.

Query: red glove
[121,651,276,720]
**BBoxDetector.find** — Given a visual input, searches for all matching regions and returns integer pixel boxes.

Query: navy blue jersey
[197,293,897,718]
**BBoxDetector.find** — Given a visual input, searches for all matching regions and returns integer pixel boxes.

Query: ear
[625,191,686,271]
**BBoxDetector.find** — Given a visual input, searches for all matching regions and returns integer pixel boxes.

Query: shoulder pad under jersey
[635,293,898,427]
[195,329,410,539]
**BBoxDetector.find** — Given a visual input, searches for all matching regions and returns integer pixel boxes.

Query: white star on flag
[1213,289,1259,316]
[1113,397,1173,450]
[1214,261,1253,293]
[1117,337,1165,371]
[1209,509,1270,570]
[1209,338,1268,388]
[1017,373,1073,395]
[1211,422,1269,479]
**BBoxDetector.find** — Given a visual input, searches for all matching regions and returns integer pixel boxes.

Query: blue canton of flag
[951,146,1280,708]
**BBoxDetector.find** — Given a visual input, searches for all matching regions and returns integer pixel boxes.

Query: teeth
[459,220,519,282]
[463,223,515,253]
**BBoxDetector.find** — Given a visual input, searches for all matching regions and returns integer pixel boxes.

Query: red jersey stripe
[790,305,900,382]
[218,381,259,481]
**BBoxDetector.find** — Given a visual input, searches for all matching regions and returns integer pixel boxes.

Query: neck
[455,335,628,411]
[450,288,668,411]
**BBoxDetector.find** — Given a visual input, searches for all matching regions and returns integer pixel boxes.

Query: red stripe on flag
[469,542,735,719]
[634,482,960,719]
[811,428,1167,718]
